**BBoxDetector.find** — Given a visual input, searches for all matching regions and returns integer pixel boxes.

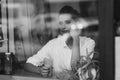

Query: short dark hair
[59,5,80,20]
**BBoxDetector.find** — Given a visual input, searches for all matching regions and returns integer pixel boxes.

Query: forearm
[71,36,80,67]
[24,63,41,74]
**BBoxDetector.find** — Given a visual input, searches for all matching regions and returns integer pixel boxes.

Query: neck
[66,36,73,49]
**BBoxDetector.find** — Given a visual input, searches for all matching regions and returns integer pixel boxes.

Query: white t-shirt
[26,34,95,73]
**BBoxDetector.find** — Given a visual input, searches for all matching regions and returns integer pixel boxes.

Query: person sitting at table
[24,5,98,79]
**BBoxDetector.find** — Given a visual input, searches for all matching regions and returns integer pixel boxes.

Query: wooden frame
[98,0,114,80]
[0,0,8,52]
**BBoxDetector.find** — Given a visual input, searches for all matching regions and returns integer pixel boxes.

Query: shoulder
[80,36,95,44]
[46,37,61,45]
[80,36,94,41]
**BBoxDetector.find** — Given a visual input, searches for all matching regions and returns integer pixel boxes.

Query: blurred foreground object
[77,51,100,80]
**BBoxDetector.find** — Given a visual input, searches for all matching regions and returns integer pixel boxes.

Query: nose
[62,23,66,28]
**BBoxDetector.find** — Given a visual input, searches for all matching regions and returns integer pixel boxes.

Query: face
[58,14,73,34]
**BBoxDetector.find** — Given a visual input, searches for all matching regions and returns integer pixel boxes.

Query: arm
[70,18,96,70]
[24,63,42,74]
[71,36,80,71]
[24,62,51,77]
[24,41,53,77]
[70,28,81,71]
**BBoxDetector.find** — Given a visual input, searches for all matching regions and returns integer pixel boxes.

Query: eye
[65,20,71,24]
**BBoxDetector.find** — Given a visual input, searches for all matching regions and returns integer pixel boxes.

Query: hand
[70,24,82,38]
[40,58,53,77]
[39,66,51,77]
[70,18,90,38]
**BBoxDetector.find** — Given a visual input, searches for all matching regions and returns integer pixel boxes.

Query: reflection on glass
[1,0,100,79]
